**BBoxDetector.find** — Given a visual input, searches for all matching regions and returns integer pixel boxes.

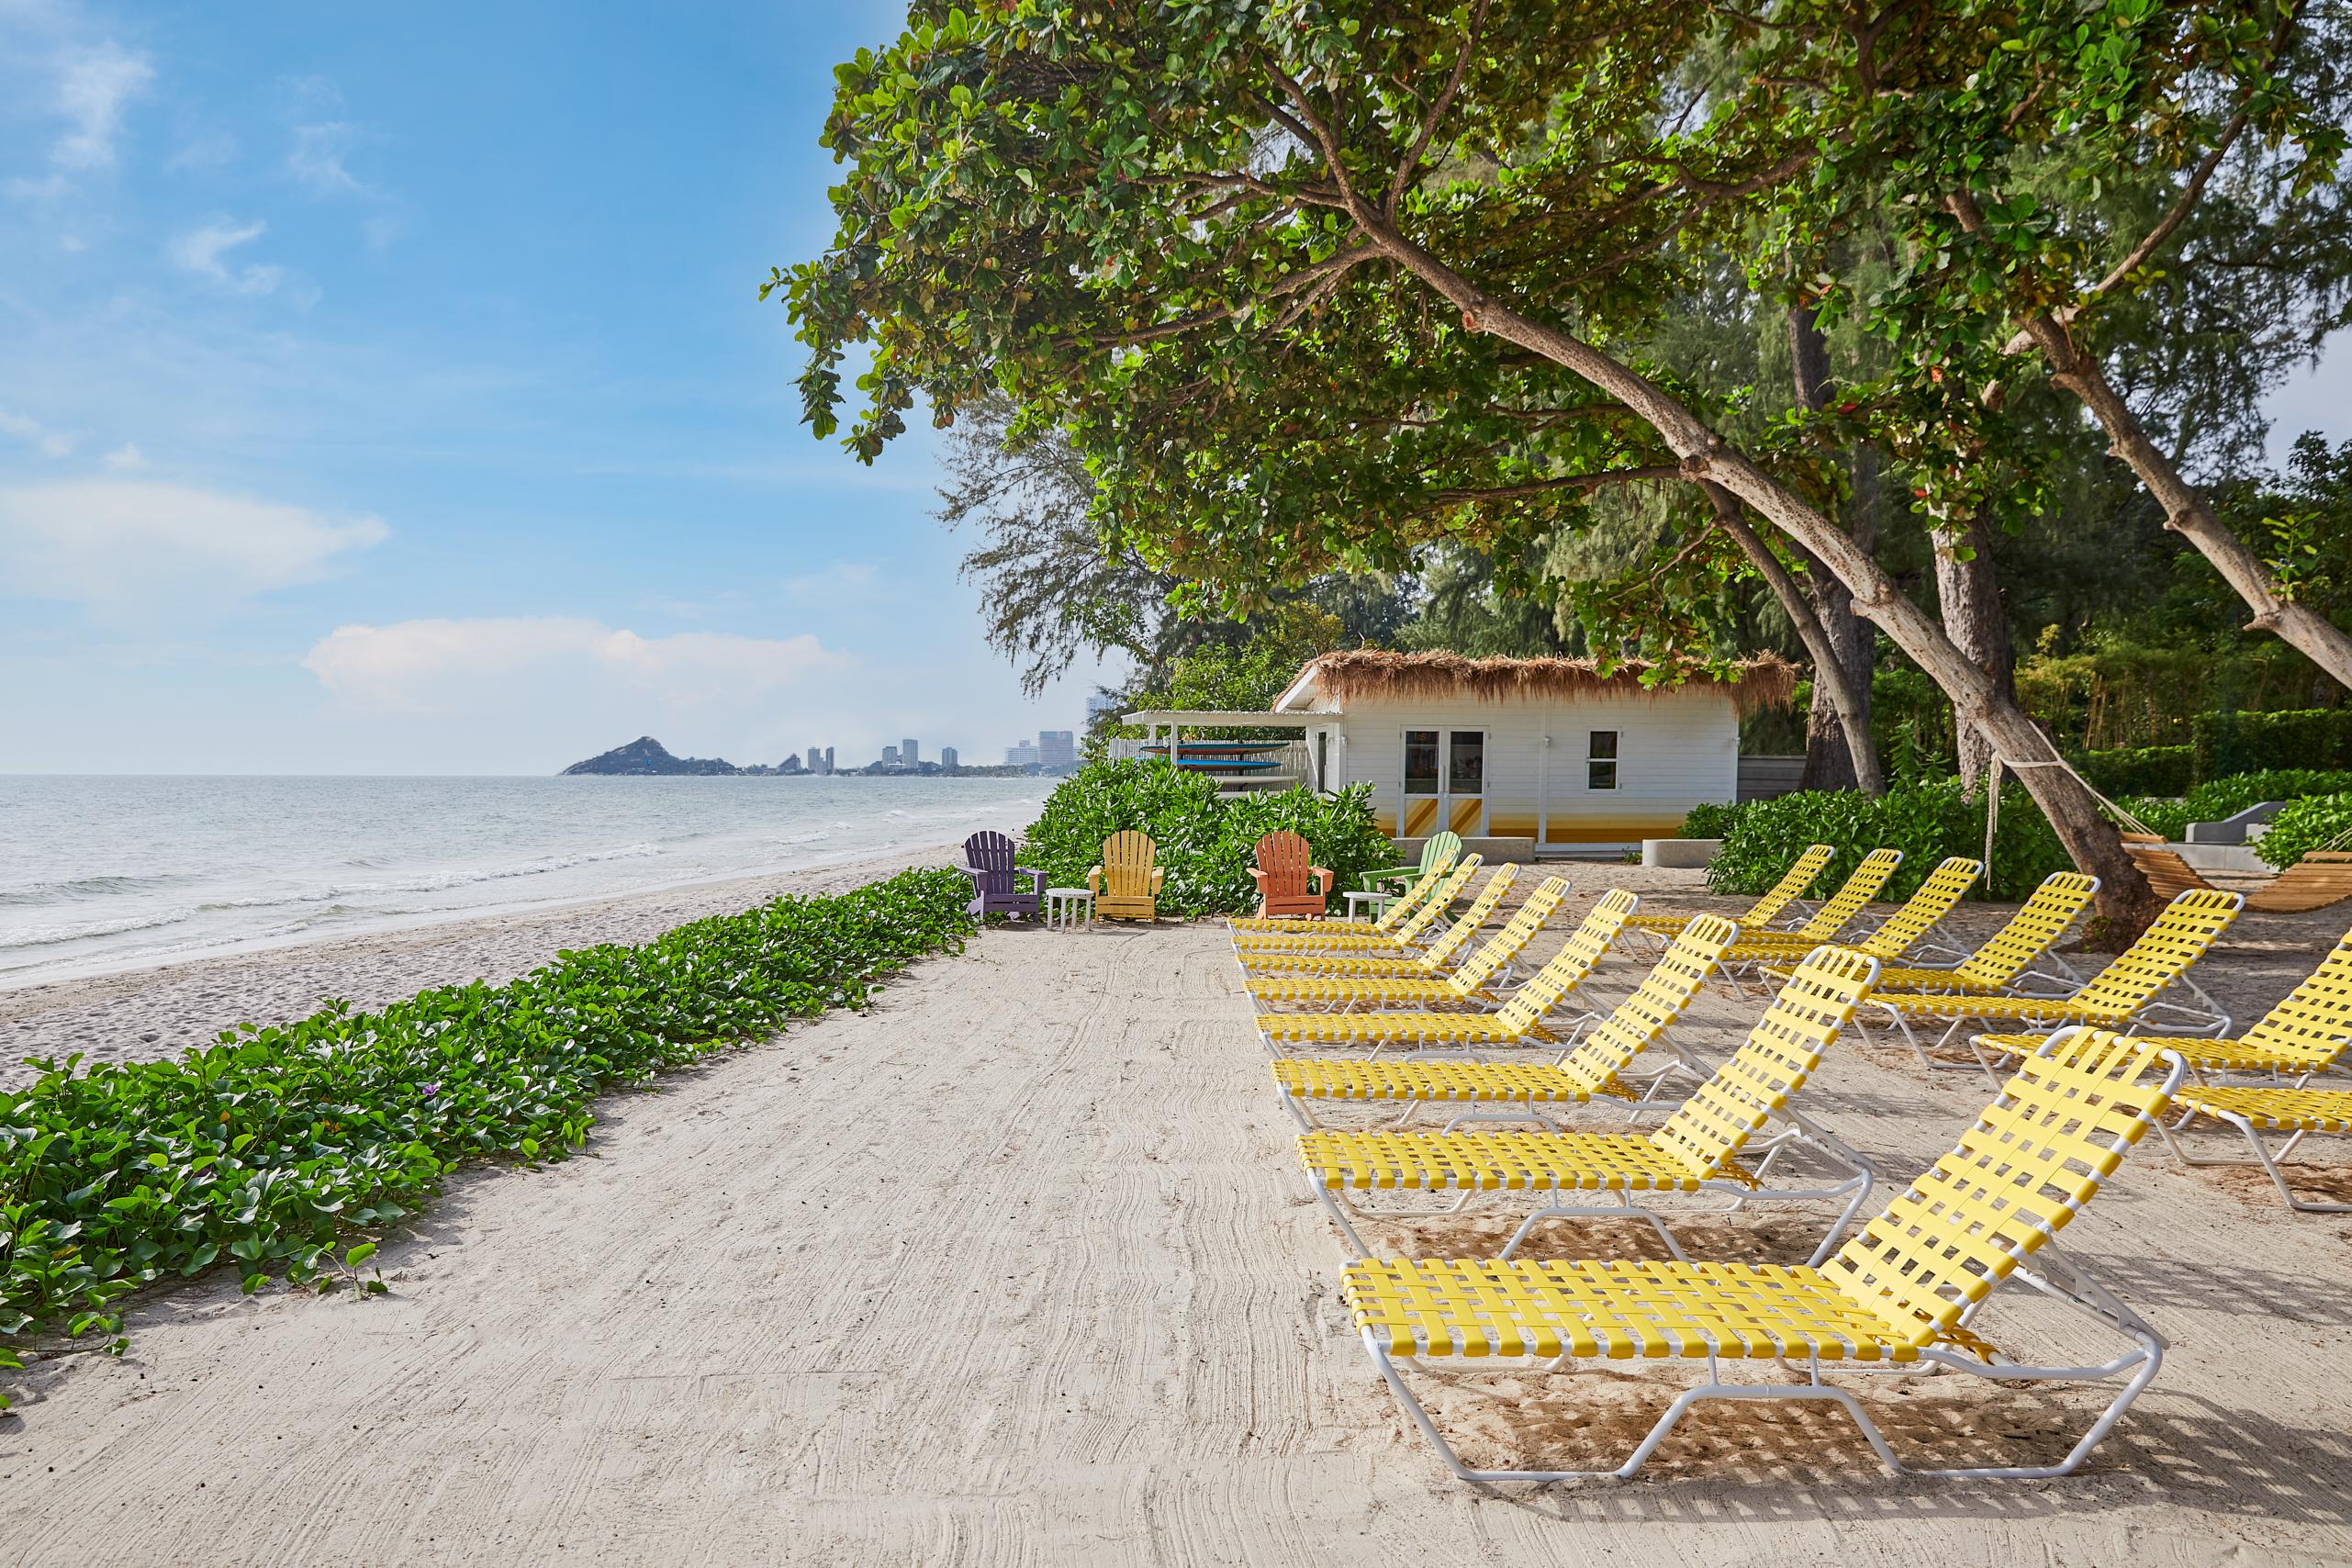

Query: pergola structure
[1123,709,1320,792]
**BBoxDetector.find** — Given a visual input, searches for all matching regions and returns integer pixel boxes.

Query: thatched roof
[1282,650,1799,717]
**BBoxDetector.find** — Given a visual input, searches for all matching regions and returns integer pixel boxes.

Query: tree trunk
[1785,306,1881,792]
[1704,483,1885,794]
[1932,509,2016,794]
[1365,220,2161,934]
[1941,194,2352,691]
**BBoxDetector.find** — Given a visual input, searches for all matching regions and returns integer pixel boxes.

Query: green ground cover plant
[2256,795,2352,869]
[0,868,977,1399]
[1020,760,1392,919]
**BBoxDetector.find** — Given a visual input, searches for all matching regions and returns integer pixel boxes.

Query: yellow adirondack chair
[1087,831,1165,922]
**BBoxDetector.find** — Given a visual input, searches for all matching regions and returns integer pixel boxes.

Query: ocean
[0,775,1049,987]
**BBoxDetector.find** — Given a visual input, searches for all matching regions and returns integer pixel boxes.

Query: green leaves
[0,868,980,1378]
[1019,761,1393,918]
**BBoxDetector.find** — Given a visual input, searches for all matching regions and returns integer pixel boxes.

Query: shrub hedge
[0,867,979,1391]
[1019,760,1394,918]
[1704,780,2078,902]
[2076,745,2196,798]
[1675,801,1747,840]
[2193,709,2352,779]
[2255,794,2352,869]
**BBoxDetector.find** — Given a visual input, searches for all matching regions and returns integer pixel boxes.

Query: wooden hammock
[2120,834,2352,914]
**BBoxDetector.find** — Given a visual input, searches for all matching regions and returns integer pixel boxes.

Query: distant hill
[561,736,742,777]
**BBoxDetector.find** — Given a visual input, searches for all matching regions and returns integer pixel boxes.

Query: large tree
[777,0,2335,929]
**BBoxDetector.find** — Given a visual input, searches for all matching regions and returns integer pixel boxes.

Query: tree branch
[1386,0,1490,219]
[1996,109,2253,355]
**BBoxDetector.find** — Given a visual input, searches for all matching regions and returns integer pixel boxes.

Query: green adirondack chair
[1356,830,1462,900]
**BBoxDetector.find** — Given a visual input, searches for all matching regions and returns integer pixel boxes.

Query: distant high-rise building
[1038,730,1075,770]
[901,737,919,766]
[1086,694,1119,723]
[805,746,824,774]
[940,745,959,769]
[823,746,834,774]
[879,745,900,767]
[1006,739,1041,768]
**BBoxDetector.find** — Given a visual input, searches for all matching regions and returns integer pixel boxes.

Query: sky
[0,3,2344,776]
[0,0,1117,774]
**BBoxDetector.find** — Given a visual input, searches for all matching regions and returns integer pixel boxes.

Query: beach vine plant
[0,868,978,1405]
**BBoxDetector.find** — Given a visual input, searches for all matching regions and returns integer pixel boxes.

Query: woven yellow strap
[1339,1257,1915,1362]
[2176,1085,2352,1133]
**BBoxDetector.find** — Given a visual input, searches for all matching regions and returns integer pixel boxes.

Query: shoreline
[0,841,969,1090]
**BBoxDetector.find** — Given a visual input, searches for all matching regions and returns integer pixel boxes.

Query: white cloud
[50,40,151,171]
[302,617,846,717]
[287,121,364,195]
[100,441,147,470]
[0,478,387,619]
[0,408,74,457]
[167,218,283,296]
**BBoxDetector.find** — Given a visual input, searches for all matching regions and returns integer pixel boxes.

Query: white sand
[5,869,2351,1564]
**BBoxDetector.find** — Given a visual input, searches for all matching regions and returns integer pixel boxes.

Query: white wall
[1318,690,1738,845]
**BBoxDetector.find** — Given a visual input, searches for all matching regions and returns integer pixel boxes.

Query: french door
[1402,729,1484,838]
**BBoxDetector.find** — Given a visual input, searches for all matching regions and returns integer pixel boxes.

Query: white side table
[1044,887,1095,931]
[1344,890,1396,923]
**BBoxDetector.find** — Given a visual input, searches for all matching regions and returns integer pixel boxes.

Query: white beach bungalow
[1259,650,1793,855]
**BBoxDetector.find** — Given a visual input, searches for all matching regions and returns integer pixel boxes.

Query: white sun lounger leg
[1361,1312,2164,1484]
[2154,1107,2352,1213]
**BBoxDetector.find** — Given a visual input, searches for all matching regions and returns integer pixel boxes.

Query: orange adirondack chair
[1249,831,1334,920]
[1088,831,1166,922]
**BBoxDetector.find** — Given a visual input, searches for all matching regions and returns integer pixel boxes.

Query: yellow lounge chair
[2158,1086,2352,1213]
[1255,895,1627,1058]
[1229,857,1486,955]
[1294,946,1881,1266]
[1841,871,2099,996]
[1228,842,1459,935]
[1085,831,1165,922]
[1619,842,1833,952]
[1249,878,1573,1009]
[1873,889,2245,1076]
[2120,927,2352,1214]
[1342,1027,2186,1484]
[1985,924,2352,1081]
[1700,848,1900,986]
[1271,914,1742,1130]
[1727,854,1974,991]
[1241,860,1495,969]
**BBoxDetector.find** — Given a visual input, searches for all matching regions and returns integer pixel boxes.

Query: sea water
[0,775,1048,986]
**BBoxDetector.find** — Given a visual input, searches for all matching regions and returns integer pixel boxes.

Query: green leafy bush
[2076,745,2195,798]
[2254,794,2352,869]
[2181,770,2352,824]
[1707,780,2075,902]
[1020,759,1393,918]
[2193,709,2352,779]
[0,868,977,1386]
[1677,802,1746,840]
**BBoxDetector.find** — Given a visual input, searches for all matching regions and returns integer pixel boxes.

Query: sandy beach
[5,868,2351,1564]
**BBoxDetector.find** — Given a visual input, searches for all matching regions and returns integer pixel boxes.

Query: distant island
[559,736,1035,778]
[561,736,745,776]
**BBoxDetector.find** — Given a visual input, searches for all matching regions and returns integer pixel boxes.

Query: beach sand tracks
[6,898,2352,1563]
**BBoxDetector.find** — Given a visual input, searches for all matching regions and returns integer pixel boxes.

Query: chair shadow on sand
[1452,1387,2352,1527]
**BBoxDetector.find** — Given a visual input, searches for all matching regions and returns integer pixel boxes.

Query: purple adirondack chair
[959,830,1046,920]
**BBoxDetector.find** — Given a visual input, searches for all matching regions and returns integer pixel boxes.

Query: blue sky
[1,3,2345,776]
[0,0,1116,773]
